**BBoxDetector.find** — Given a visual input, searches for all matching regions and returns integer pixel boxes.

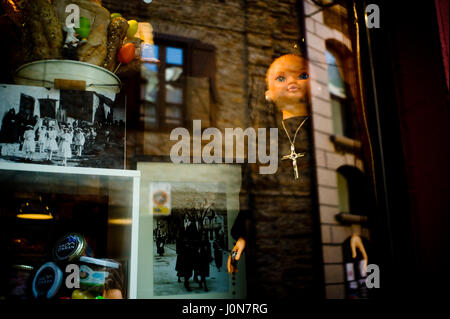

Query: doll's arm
[227,237,246,273]
[350,234,368,274]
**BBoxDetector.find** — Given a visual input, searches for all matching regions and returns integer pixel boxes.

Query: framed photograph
[0,84,125,169]
[136,162,246,299]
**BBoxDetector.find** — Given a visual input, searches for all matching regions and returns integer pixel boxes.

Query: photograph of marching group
[152,182,229,296]
[0,84,125,169]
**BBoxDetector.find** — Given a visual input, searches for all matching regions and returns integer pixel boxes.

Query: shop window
[336,165,370,216]
[139,35,217,132]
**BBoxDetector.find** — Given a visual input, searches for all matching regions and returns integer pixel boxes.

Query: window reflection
[165,85,183,104]
[139,43,185,130]
[165,105,182,119]
[166,47,183,65]
[165,66,183,82]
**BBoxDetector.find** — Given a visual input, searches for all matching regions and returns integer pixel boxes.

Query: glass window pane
[142,45,159,72]
[326,50,346,98]
[337,172,350,213]
[143,102,158,129]
[165,66,183,82]
[331,95,344,136]
[166,47,183,65]
[142,44,158,60]
[165,105,182,119]
[165,85,183,104]
[165,118,182,125]
[141,71,159,103]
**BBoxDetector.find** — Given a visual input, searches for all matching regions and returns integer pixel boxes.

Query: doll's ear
[265,90,272,102]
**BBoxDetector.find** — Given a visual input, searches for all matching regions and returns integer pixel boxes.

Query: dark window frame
[140,34,188,132]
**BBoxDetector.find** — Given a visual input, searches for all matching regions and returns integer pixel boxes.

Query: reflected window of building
[337,166,370,216]
[326,41,360,140]
[140,42,185,131]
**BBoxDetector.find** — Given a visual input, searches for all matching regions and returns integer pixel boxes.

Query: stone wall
[303,0,371,299]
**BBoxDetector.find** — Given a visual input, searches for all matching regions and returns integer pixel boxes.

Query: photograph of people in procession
[0,84,125,169]
[153,183,229,296]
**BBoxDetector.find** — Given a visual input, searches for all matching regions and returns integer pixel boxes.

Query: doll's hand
[227,237,246,273]
[350,234,368,275]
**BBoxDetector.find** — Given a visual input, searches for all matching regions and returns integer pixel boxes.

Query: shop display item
[126,20,138,39]
[79,256,120,296]
[21,0,63,62]
[31,262,63,299]
[8,264,34,299]
[53,233,91,262]
[280,116,309,180]
[0,84,125,169]
[101,16,129,72]
[75,16,91,43]
[53,0,110,66]
[71,289,96,299]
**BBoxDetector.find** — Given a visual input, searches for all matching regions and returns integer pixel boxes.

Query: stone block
[313,113,333,135]
[331,225,352,244]
[315,149,326,167]
[322,245,343,263]
[318,186,339,206]
[309,64,329,86]
[325,284,345,299]
[325,152,346,170]
[310,79,330,101]
[317,167,337,187]
[314,21,334,40]
[319,205,339,224]
[306,31,326,52]
[307,47,328,71]
[311,96,332,117]
[321,225,332,243]
[324,264,344,284]
[314,131,334,152]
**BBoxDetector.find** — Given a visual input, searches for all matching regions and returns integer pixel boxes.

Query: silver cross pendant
[282,145,304,179]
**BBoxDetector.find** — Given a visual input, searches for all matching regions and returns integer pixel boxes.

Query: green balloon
[75,17,91,39]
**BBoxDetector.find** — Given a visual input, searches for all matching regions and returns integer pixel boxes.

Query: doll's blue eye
[276,76,286,82]
[299,72,309,80]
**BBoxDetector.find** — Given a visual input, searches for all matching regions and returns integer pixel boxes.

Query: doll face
[266,55,309,108]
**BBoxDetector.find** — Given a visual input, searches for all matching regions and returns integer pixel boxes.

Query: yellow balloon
[127,20,138,38]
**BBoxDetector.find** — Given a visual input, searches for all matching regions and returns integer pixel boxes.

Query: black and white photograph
[0,84,125,169]
[152,182,229,296]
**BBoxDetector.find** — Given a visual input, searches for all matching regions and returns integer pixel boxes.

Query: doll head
[265,54,310,118]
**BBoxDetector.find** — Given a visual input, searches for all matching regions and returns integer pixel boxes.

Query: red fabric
[435,0,449,89]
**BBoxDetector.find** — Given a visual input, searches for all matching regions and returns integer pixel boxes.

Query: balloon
[75,16,91,41]
[127,20,138,38]
[111,13,122,19]
[117,43,135,64]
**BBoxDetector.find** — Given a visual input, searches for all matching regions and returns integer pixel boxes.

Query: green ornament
[75,16,91,41]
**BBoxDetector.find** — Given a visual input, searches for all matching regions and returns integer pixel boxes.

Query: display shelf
[0,162,140,299]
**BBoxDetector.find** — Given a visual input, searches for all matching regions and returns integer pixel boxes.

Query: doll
[265,54,310,120]
[228,54,311,273]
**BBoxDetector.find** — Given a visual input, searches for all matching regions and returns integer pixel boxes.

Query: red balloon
[117,43,135,64]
